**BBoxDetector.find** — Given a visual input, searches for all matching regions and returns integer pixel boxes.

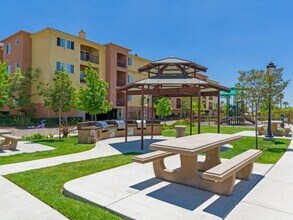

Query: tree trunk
[255,105,258,149]
[59,108,61,140]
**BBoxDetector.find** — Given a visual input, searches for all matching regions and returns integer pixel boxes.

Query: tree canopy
[38,68,76,115]
[154,97,172,118]
[77,62,112,118]
[0,61,10,108]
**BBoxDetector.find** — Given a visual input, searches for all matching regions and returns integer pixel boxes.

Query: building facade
[0,28,218,119]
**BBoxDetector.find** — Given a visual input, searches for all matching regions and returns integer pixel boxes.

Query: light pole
[264,61,276,141]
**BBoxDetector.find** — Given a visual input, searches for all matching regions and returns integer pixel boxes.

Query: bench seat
[257,125,266,135]
[133,151,175,164]
[0,134,22,150]
[202,149,262,182]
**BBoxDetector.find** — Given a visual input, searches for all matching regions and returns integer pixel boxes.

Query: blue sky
[1,0,292,105]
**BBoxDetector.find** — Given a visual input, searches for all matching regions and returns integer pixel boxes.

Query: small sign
[110,128,115,138]
[127,127,134,136]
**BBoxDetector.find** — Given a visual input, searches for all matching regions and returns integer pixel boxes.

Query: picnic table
[133,133,262,195]
[0,129,12,135]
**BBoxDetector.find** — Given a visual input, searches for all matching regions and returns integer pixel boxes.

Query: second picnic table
[134,133,262,195]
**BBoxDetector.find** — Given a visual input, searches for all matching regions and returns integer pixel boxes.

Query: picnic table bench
[133,133,262,195]
[0,134,22,150]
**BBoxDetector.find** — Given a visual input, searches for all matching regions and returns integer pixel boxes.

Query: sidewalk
[0,136,168,175]
[226,136,293,219]
[0,175,67,220]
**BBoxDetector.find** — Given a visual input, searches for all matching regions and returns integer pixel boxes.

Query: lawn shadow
[109,139,165,154]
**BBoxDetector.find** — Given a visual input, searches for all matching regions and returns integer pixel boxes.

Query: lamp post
[264,61,276,141]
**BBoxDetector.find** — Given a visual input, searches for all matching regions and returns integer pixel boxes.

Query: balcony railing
[80,51,99,64]
[116,79,126,87]
[117,60,126,68]
[116,100,126,106]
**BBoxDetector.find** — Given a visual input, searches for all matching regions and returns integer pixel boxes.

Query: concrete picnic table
[0,129,12,135]
[149,133,243,194]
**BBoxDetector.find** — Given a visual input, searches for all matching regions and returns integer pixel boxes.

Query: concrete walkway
[0,136,169,175]
[226,136,293,219]
[0,175,67,220]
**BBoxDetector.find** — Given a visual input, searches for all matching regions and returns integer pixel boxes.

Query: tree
[8,67,40,123]
[38,68,76,139]
[0,61,10,108]
[237,68,289,148]
[77,62,112,120]
[237,69,266,149]
[283,101,289,108]
[154,97,172,121]
[181,97,205,117]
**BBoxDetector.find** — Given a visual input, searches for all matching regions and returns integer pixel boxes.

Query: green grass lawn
[5,154,135,220]
[221,137,290,164]
[162,125,255,137]
[0,137,94,165]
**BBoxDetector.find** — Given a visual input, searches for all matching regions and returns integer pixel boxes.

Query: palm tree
[283,101,289,108]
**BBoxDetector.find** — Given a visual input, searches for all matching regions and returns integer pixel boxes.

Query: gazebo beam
[217,90,221,133]
[126,86,200,96]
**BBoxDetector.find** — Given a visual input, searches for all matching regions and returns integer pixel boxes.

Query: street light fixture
[264,61,276,141]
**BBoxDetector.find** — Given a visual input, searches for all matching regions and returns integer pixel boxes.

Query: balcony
[80,51,99,64]
[117,79,126,87]
[117,53,127,68]
[116,92,126,106]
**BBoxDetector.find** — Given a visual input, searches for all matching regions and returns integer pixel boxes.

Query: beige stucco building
[0,28,218,119]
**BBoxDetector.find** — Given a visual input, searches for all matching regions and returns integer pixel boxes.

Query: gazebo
[117,57,230,149]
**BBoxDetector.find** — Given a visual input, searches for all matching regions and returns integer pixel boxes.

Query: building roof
[138,56,208,75]
[0,30,31,42]
[30,27,106,48]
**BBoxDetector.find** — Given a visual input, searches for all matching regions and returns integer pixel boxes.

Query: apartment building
[0,28,218,119]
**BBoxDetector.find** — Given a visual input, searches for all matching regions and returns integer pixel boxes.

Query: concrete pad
[0,141,55,156]
[226,202,293,220]
[0,176,67,220]
[241,177,293,214]
[64,156,271,219]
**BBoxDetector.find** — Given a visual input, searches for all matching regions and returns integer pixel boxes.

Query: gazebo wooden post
[198,87,201,134]
[151,95,154,139]
[217,90,220,133]
[141,86,145,150]
[125,91,128,142]
[190,96,193,135]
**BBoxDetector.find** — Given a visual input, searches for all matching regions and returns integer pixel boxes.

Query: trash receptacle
[175,125,186,138]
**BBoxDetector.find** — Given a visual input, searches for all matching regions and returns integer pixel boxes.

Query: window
[176,99,181,109]
[127,95,132,102]
[127,74,133,84]
[57,37,65,47]
[6,43,11,55]
[7,65,11,74]
[67,40,74,50]
[15,39,19,45]
[56,62,65,71]
[15,63,19,68]
[66,64,74,73]
[80,71,85,83]
[128,57,133,66]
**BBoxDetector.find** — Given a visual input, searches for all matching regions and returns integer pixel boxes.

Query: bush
[23,133,48,140]
[162,119,195,130]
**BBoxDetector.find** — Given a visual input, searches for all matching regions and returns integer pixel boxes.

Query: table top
[265,120,282,124]
[150,133,242,155]
[0,129,12,135]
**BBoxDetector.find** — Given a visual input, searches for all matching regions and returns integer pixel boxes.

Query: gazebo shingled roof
[138,56,208,75]
[117,56,230,149]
